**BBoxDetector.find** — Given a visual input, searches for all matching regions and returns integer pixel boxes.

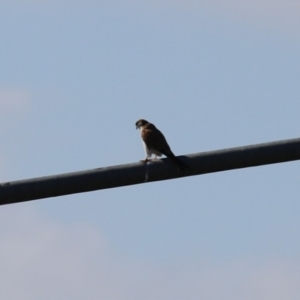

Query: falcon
[135,119,187,170]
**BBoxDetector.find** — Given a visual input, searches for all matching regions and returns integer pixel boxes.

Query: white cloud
[0,88,31,114]
[205,0,300,28]
[130,0,300,32]
[0,205,115,299]
[0,204,299,299]
[3,0,300,29]
[0,87,32,180]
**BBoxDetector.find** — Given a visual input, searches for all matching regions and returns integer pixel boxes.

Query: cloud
[150,0,300,31]
[0,88,31,114]
[0,205,114,299]
[0,87,32,181]
[205,0,300,28]
[3,0,300,29]
[0,204,299,299]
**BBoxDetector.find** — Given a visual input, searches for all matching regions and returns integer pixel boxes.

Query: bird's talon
[140,159,150,163]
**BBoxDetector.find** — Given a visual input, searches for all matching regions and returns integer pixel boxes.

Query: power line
[0,137,300,205]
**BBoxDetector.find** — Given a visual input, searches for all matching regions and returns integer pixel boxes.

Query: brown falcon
[135,119,187,170]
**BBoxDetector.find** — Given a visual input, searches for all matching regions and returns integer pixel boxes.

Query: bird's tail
[165,152,188,171]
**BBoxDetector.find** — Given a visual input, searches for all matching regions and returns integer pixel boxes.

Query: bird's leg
[140,157,151,163]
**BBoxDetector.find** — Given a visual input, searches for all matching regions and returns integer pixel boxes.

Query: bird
[135,119,187,170]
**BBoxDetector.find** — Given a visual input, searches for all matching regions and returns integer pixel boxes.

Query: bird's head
[135,119,149,130]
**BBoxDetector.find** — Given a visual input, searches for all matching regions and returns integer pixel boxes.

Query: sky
[0,0,300,299]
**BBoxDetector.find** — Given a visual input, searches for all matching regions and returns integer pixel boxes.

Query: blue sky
[1,1,300,299]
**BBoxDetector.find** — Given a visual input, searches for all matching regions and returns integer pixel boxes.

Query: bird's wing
[142,124,188,170]
[141,127,172,154]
